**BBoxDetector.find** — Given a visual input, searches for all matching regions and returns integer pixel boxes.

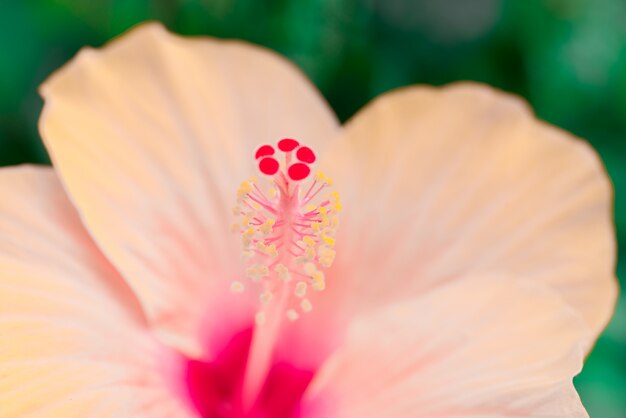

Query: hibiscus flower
[0,22,616,417]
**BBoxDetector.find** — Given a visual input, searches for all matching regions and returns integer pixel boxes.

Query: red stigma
[288,163,310,181]
[255,145,275,159]
[277,138,299,152]
[255,139,316,181]
[259,157,279,175]
[296,146,316,164]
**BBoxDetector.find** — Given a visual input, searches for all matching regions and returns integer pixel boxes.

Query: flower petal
[323,83,616,345]
[0,166,191,417]
[307,276,589,417]
[38,22,339,354]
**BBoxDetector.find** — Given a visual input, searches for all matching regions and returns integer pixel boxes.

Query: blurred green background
[0,0,624,415]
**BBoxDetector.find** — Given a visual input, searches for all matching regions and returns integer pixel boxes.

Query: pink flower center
[185,328,315,418]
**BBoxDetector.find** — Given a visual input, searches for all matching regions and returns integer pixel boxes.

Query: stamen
[230,281,245,293]
[231,138,341,321]
[286,309,300,322]
[300,299,313,312]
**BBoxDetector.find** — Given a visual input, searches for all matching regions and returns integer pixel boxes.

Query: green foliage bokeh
[0,1,624,415]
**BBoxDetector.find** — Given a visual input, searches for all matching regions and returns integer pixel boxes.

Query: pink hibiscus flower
[0,23,617,417]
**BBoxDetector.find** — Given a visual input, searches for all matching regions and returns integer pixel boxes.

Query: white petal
[0,166,192,417]
[308,276,589,418]
[323,83,616,347]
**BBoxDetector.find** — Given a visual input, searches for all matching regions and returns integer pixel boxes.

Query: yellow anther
[312,281,325,292]
[301,299,313,312]
[237,181,252,198]
[311,222,321,231]
[306,204,316,212]
[244,227,255,238]
[255,312,266,326]
[275,264,291,282]
[267,187,278,198]
[330,193,342,211]
[295,281,307,298]
[312,279,325,292]
[246,264,269,281]
[320,257,334,268]
[256,241,267,251]
[320,258,333,268]
[311,270,325,282]
[319,206,328,215]
[311,270,325,291]
[318,246,336,267]
[259,291,273,305]
[303,236,316,247]
[286,309,300,322]
[305,246,316,261]
[266,244,278,257]
[259,219,275,235]
[230,281,245,293]
[232,205,242,215]
[315,171,333,186]
[304,262,317,276]
[322,236,335,246]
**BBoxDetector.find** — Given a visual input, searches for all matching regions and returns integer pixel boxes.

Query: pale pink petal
[38,22,339,355]
[307,276,589,418]
[0,166,192,417]
[322,83,616,345]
